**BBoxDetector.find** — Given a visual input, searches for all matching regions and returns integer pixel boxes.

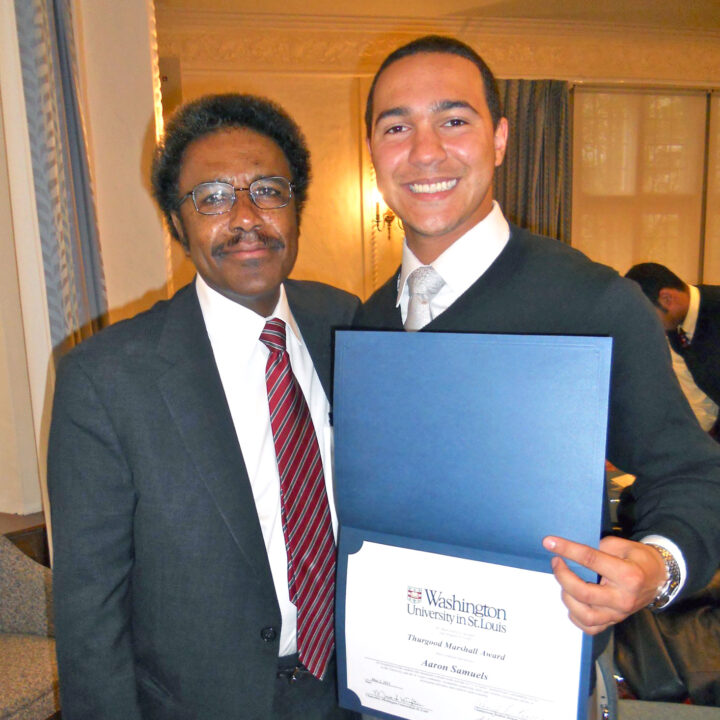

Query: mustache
[212,230,285,256]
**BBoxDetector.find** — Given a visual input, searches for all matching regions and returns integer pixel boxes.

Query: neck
[405,203,495,264]
[407,240,454,265]
[208,281,282,318]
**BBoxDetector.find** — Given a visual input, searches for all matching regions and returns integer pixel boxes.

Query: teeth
[409,179,458,194]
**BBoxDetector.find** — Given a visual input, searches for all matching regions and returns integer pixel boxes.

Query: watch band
[646,543,681,610]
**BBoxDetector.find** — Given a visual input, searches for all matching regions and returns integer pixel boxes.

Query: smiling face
[368,52,508,264]
[172,127,298,316]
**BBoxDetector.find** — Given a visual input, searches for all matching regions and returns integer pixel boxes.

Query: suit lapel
[285,282,334,399]
[371,271,404,330]
[155,285,270,580]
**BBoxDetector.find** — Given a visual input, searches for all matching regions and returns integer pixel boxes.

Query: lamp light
[372,186,396,240]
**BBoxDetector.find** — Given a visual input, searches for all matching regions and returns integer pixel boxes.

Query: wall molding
[156,10,720,41]
[156,10,720,85]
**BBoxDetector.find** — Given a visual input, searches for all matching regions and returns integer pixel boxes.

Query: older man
[49,94,359,720]
[356,35,720,635]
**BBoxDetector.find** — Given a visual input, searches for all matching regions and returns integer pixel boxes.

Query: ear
[657,288,676,312]
[494,117,509,167]
[170,212,190,254]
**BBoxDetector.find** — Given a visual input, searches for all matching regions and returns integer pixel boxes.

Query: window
[572,89,718,282]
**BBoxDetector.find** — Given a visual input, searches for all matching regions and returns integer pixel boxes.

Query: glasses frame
[176,177,295,215]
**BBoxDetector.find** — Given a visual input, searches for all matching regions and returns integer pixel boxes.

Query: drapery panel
[14,0,106,353]
[495,80,572,244]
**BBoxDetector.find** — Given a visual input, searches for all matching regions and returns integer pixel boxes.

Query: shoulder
[355,271,398,324]
[698,285,720,309]
[56,283,196,372]
[510,225,617,282]
[284,278,360,324]
[502,225,647,311]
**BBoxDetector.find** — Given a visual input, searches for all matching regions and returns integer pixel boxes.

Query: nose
[407,123,447,166]
[227,188,263,231]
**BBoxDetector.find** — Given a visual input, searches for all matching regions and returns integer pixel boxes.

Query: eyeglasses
[177,177,294,215]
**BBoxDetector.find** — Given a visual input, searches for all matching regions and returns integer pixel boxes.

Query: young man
[49,94,359,720]
[626,262,720,433]
[357,35,720,634]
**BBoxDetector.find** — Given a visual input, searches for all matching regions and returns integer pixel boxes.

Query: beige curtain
[571,88,709,280]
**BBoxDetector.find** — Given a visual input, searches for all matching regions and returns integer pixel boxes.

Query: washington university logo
[407,586,422,603]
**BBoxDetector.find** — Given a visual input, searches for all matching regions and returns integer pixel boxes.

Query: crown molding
[155,9,720,41]
[155,9,720,85]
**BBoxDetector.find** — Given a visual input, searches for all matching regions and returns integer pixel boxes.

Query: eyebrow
[374,99,480,129]
[206,173,277,186]
[432,99,479,115]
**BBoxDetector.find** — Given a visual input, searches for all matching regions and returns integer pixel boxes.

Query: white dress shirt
[395,203,686,602]
[669,349,718,431]
[397,200,510,323]
[680,284,701,341]
[196,274,337,656]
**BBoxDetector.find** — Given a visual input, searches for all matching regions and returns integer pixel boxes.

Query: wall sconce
[372,187,396,240]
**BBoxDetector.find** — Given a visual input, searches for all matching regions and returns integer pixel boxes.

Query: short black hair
[625,262,688,307]
[365,35,502,138]
[151,93,311,246]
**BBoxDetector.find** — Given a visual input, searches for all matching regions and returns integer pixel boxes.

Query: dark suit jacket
[48,279,359,720]
[356,224,720,601]
[667,284,720,407]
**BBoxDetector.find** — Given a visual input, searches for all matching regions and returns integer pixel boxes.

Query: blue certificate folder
[333,330,612,720]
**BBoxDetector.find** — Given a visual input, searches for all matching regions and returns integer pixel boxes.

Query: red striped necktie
[260,317,336,679]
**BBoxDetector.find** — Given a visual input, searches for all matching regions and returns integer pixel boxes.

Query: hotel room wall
[156,11,720,296]
[2,4,718,514]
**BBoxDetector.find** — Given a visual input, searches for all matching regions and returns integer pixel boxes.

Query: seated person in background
[625,262,720,436]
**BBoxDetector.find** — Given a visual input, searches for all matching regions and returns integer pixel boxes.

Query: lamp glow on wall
[371,184,396,240]
[364,164,403,294]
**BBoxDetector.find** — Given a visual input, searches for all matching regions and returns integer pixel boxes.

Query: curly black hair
[151,94,311,247]
[365,35,502,138]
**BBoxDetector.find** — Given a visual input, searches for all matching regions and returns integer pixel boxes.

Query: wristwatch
[646,543,681,610]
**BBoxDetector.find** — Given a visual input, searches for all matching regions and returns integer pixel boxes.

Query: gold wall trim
[156,10,720,41]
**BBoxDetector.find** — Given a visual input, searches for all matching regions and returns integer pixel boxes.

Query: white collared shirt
[396,200,510,324]
[196,274,337,657]
[679,284,701,340]
[669,346,718,431]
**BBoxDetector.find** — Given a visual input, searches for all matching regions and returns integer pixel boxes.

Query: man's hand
[542,535,668,634]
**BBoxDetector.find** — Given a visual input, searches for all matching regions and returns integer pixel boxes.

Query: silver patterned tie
[404,265,445,331]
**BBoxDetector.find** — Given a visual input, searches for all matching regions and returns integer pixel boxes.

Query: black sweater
[356,224,720,600]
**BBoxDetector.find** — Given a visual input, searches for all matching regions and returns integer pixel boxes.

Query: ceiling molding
[156,9,720,86]
[155,9,720,41]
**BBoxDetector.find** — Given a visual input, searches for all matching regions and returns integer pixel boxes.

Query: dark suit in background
[667,284,720,408]
[49,280,358,719]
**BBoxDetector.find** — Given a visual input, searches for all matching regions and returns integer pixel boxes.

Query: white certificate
[345,541,584,720]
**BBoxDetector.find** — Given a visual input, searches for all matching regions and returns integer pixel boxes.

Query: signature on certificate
[367,687,430,713]
[473,700,542,720]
